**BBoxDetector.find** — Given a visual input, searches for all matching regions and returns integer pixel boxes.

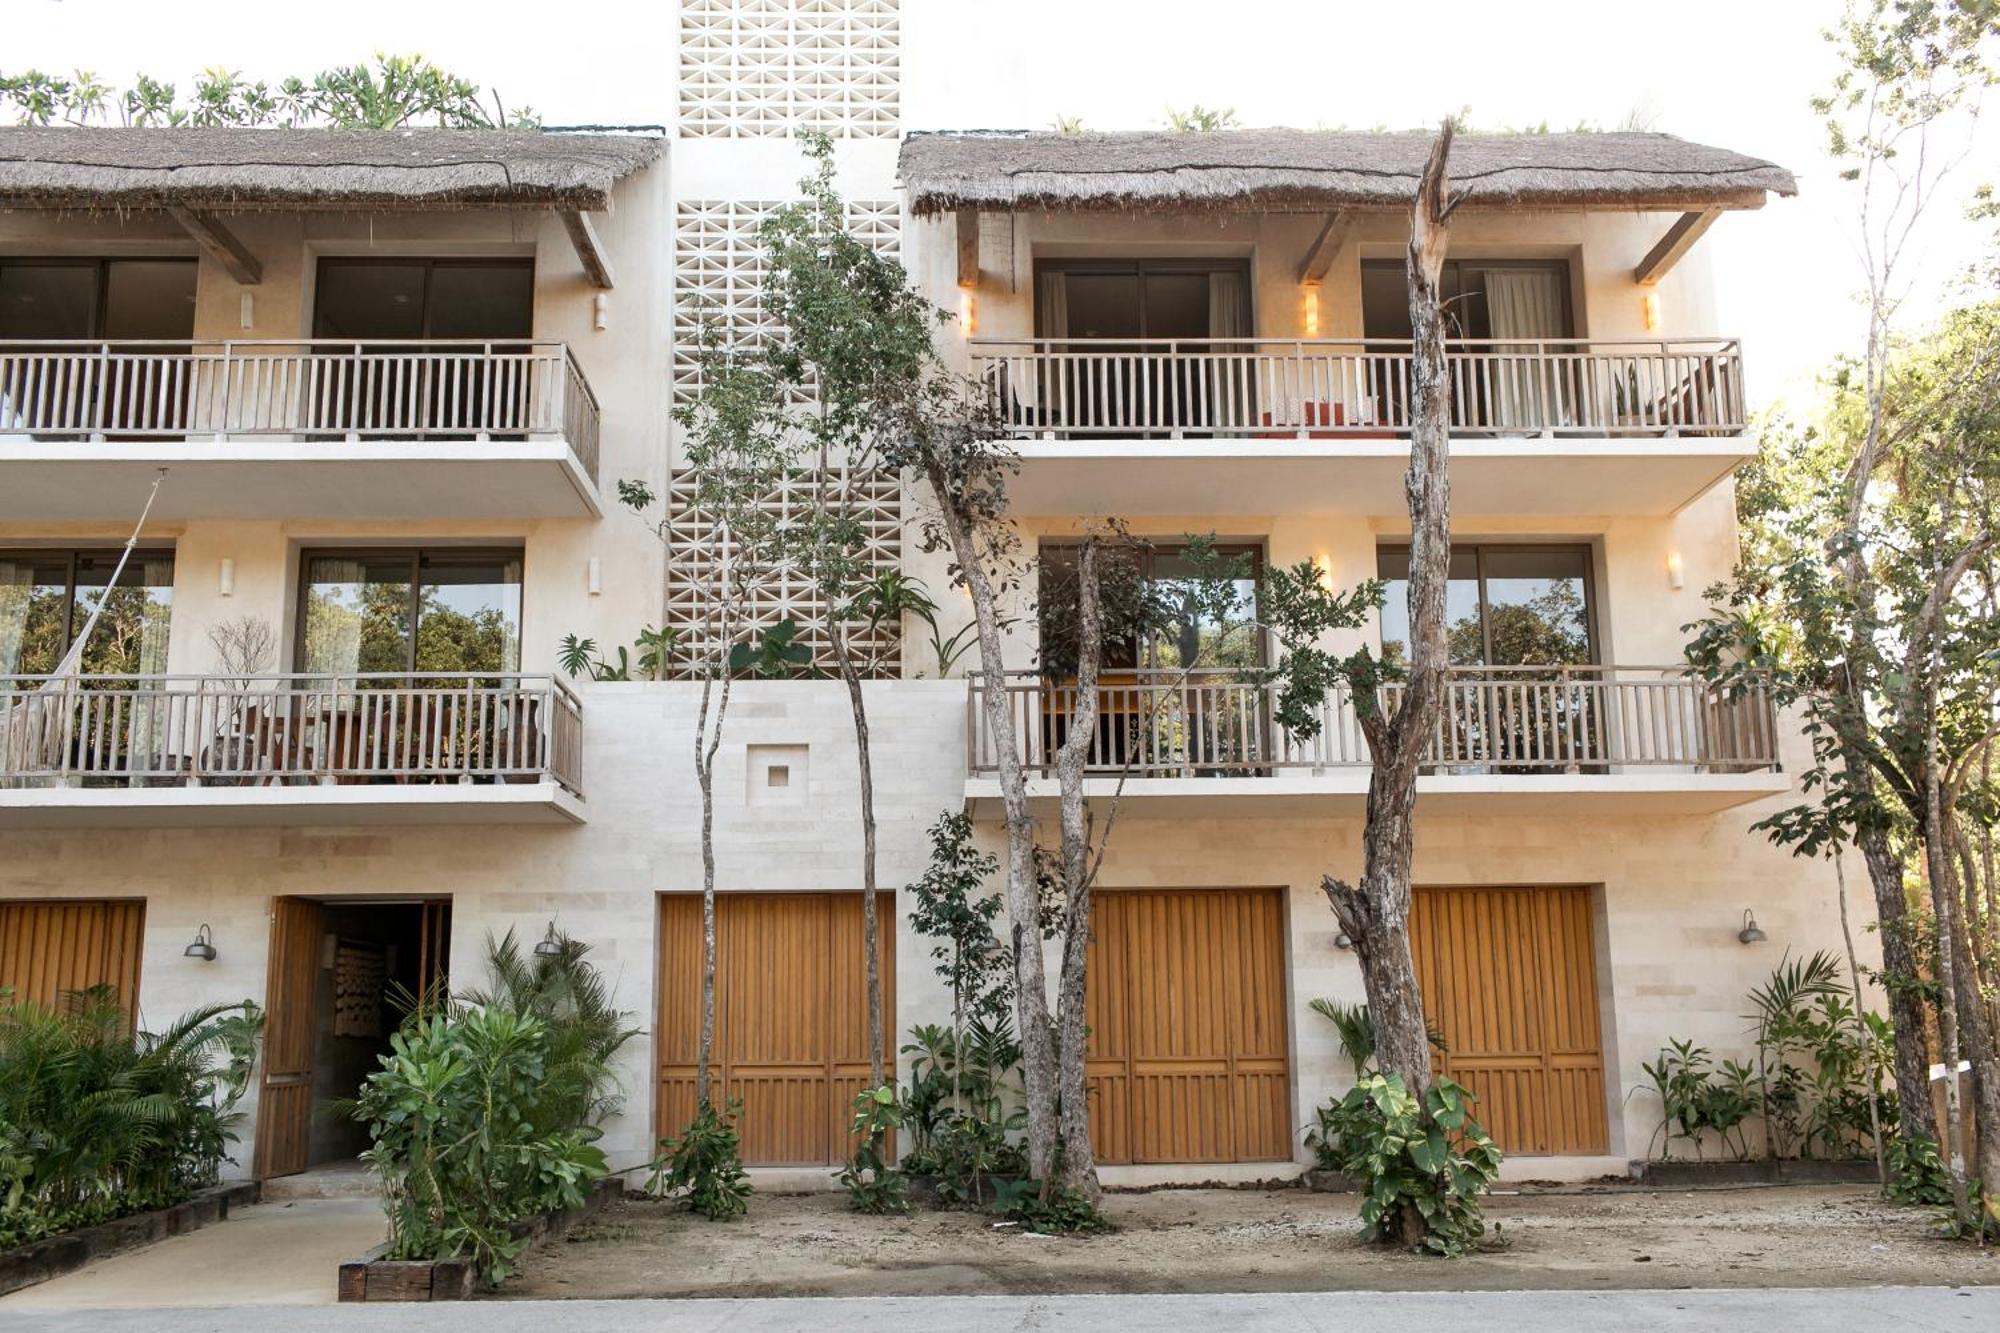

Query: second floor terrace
[904,129,1796,517]
[0,670,584,826]
[0,127,663,521]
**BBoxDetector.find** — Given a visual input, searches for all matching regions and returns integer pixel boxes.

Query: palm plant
[1746,950,1846,1159]
[456,927,642,1134]
[0,987,263,1246]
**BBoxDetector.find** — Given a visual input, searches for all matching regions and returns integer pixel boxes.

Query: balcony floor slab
[1005,435,1754,517]
[0,441,601,520]
[965,771,1791,820]
[0,781,586,828]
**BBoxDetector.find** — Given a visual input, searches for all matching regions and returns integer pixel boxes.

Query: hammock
[1,469,168,783]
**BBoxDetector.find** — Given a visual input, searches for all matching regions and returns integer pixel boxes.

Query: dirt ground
[498,1183,1999,1299]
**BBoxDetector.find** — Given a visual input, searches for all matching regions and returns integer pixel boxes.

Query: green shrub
[990,1176,1109,1235]
[1886,1134,1952,1207]
[900,1018,1025,1206]
[355,1007,607,1284]
[1318,1073,1502,1257]
[0,988,262,1249]
[837,1085,910,1214]
[650,1100,751,1220]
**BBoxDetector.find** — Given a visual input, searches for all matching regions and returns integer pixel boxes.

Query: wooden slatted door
[1085,888,1291,1164]
[656,893,894,1166]
[255,896,323,1180]
[1411,885,1608,1155]
[0,900,146,1018]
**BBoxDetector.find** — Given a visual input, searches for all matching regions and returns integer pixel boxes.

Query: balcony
[970,338,1755,517]
[0,672,585,827]
[0,341,602,520]
[964,666,1790,818]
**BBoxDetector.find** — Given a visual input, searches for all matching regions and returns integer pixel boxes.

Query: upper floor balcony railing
[967,665,1777,778]
[970,337,1745,441]
[0,672,583,797]
[0,339,600,483]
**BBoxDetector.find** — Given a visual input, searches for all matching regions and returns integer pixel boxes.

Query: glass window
[1378,544,1593,668]
[313,259,534,340]
[0,259,196,341]
[0,549,175,677]
[1361,259,1573,342]
[299,549,522,676]
[1039,541,1263,675]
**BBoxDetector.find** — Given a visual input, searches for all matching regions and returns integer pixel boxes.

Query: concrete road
[1,1288,1993,1331]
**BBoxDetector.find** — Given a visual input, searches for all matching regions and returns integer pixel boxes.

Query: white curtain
[1022,270,1070,415]
[1485,269,1567,433]
[1207,271,1250,339]
[303,559,368,678]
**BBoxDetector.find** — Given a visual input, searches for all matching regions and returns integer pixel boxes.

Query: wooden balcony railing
[967,665,1777,778]
[970,337,1745,441]
[0,340,600,483]
[0,673,583,796]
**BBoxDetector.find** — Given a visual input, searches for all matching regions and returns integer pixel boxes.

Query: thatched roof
[0,127,663,212]
[900,129,1797,216]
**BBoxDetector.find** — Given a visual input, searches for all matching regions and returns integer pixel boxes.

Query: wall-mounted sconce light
[1665,550,1684,590]
[958,289,976,337]
[1643,291,1661,331]
[587,556,602,596]
[239,292,255,330]
[1737,909,1767,945]
[184,923,218,962]
[1334,930,1353,951]
[533,922,566,959]
[1302,284,1321,337]
[593,292,611,332]
[218,558,236,597]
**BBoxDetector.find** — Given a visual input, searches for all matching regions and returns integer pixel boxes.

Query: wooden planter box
[338,1177,619,1302]
[0,1182,260,1297]
[1636,1158,1880,1187]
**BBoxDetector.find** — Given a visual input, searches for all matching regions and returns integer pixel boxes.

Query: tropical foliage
[648,1099,751,1221]
[1315,1074,1502,1257]
[0,988,262,1249]
[351,927,636,1286]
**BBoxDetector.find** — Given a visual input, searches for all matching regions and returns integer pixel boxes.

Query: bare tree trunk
[1856,815,1941,1147]
[831,622,886,1088]
[694,671,732,1111]
[1322,123,1458,1114]
[1941,808,2000,1206]
[1922,726,1975,1227]
[1054,538,1105,1201]
[921,455,1059,1184]
[1833,849,1888,1191]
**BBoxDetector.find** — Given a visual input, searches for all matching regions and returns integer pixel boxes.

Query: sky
[8,0,1995,410]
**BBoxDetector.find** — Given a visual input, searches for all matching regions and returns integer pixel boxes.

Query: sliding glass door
[298,548,523,680]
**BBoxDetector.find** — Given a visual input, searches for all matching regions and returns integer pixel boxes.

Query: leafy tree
[1,54,536,129]
[1685,0,2000,1232]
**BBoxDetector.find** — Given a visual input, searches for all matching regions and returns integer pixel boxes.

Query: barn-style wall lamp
[533,922,566,958]
[184,923,218,962]
[1737,909,1767,945]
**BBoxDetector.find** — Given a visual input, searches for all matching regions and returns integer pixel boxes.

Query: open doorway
[255,896,450,1179]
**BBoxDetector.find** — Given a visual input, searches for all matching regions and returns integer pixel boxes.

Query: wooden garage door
[1411,885,1607,1155]
[657,893,894,1166]
[1086,888,1291,1164]
[0,900,145,1018]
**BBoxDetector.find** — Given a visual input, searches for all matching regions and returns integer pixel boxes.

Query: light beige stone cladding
[0,159,675,677]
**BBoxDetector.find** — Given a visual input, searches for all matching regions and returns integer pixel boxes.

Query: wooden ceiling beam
[1296,210,1353,286]
[561,210,615,290]
[1633,207,1722,286]
[957,208,980,288]
[164,206,261,285]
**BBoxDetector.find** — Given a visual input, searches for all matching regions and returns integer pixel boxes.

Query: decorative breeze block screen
[679,0,902,138]
[673,199,901,404]
[660,468,903,677]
